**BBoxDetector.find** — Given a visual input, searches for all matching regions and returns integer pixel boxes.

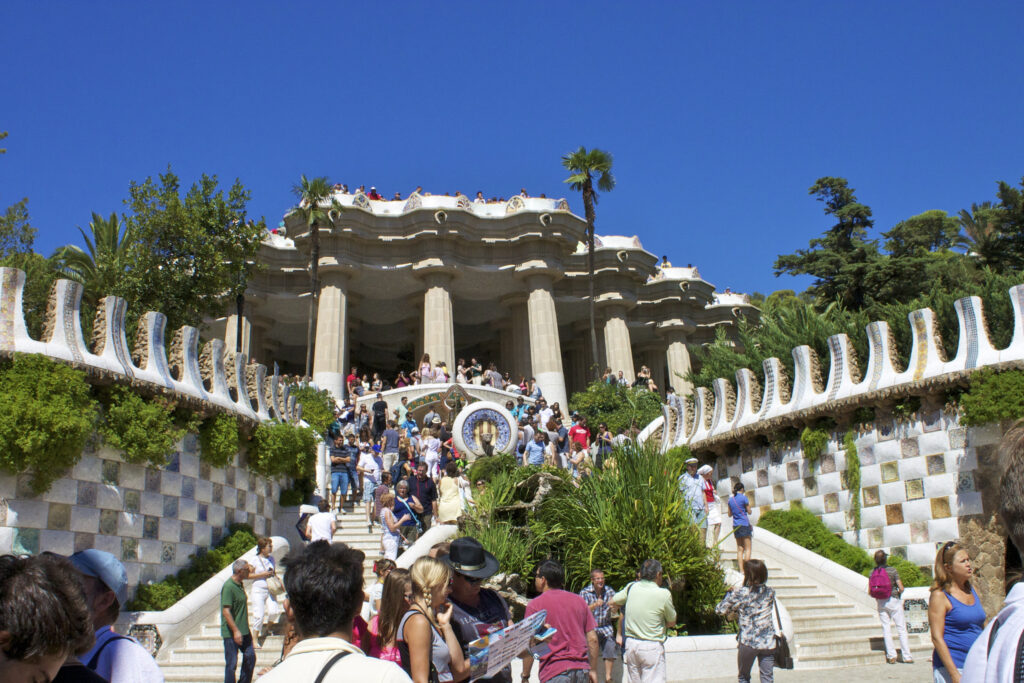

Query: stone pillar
[646,347,668,394]
[511,300,533,381]
[525,275,568,408]
[666,331,693,397]
[312,272,349,400]
[602,305,635,383]
[224,314,251,357]
[422,272,455,375]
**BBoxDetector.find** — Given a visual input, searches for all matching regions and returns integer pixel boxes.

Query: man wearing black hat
[441,537,514,683]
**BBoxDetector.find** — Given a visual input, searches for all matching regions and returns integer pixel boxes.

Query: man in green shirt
[611,559,676,683]
[221,559,255,683]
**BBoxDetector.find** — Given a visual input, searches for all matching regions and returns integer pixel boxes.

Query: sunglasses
[456,573,484,584]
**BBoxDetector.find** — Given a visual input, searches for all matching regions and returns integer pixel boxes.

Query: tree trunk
[303,225,320,380]
[585,185,599,380]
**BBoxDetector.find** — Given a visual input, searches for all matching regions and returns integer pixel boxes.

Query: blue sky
[3,1,1023,296]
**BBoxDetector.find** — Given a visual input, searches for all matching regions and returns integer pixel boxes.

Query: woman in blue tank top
[928,541,985,683]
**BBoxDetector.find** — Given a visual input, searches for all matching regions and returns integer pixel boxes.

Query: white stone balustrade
[641,285,1024,450]
[0,267,299,423]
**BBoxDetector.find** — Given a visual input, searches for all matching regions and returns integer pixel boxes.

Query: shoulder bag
[314,650,351,683]
[771,598,794,669]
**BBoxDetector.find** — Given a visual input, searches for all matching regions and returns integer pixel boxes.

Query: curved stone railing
[0,267,299,424]
[314,191,572,219]
[642,285,1024,451]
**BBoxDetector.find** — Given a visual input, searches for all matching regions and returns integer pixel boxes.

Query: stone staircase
[718,545,924,669]
[158,502,383,682]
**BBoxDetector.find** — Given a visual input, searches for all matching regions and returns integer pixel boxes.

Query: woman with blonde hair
[397,557,469,682]
[371,567,412,663]
[418,353,432,384]
[928,541,985,682]
[380,492,410,561]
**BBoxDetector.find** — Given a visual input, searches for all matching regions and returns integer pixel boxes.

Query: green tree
[774,177,880,309]
[289,176,342,380]
[957,202,1004,271]
[994,176,1024,271]
[53,212,137,309]
[872,210,963,304]
[562,147,615,378]
[568,380,662,435]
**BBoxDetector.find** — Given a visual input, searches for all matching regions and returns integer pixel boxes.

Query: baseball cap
[70,549,128,606]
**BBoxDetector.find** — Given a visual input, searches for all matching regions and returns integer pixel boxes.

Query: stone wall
[0,433,283,600]
[709,411,1009,611]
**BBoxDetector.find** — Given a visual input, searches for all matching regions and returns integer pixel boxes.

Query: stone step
[796,651,893,668]
[790,613,879,630]
[771,585,826,598]
[795,634,878,657]
[778,594,847,608]
[169,644,283,664]
[796,623,887,641]
[784,603,861,619]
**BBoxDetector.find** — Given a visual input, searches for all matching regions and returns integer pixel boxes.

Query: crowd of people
[329,185,550,205]
[344,358,549,398]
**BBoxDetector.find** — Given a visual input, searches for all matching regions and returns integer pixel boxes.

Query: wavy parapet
[0,267,296,425]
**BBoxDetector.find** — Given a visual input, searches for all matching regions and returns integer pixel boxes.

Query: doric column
[510,299,532,381]
[602,305,635,383]
[665,331,694,397]
[525,274,568,408]
[312,271,349,400]
[422,272,455,375]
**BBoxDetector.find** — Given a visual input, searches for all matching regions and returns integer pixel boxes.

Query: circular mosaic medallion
[452,401,519,460]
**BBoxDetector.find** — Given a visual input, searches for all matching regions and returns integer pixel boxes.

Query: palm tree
[53,211,137,307]
[562,147,616,379]
[957,201,1003,270]
[291,175,342,380]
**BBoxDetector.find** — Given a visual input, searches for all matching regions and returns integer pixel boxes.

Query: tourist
[249,538,279,649]
[524,430,546,466]
[380,420,401,472]
[423,406,440,428]
[595,423,613,471]
[568,441,591,480]
[258,541,410,682]
[511,396,527,421]
[467,358,483,385]
[380,492,410,561]
[372,568,413,663]
[329,436,352,512]
[569,415,590,451]
[601,367,613,384]
[679,457,707,536]
[369,559,397,618]
[697,465,721,547]
[729,482,753,573]
[408,463,438,533]
[395,370,411,388]
[474,191,485,203]
[372,392,389,439]
[417,354,433,384]
[869,550,912,664]
[346,366,360,397]
[441,537,514,683]
[929,541,985,682]
[0,553,96,683]
[438,462,463,524]
[715,559,777,683]
[611,559,676,683]
[965,420,1024,681]
[368,186,382,200]
[436,362,449,382]
[554,417,570,468]
[396,557,470,683]
[486,363,503,389]
[528,377,543,400]
[372,373,384,393]
[65,549,164,683]
[537,398,552,426]
[394,480,422,545]
[522,560,599,683]
[358,442,384,533]
[221,559,255,683]
[420,428,442,479]
[456,358,468,383]
[580,568,619,683]
[306,499,336,543]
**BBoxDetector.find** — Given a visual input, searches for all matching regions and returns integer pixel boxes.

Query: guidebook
[466,610,553,680]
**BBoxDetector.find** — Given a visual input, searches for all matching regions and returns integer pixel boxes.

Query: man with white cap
[69,549,165,683]
[678,458,708,536]
[697,464,720,546]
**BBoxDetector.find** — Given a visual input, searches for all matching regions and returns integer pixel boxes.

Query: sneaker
[368,524,373,534]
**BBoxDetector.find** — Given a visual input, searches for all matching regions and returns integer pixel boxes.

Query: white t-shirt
[368,581,385,618]
[308,511,335,542]
[539,408,554,426]
[80,627,165,683]
[358,452,382,489]
[252,554,275,591]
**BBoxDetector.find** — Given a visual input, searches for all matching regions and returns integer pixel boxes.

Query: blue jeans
[223,634,255,683]
[330,470,350,496]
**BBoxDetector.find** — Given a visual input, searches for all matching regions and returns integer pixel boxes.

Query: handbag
[267,574,286,598]
[771,598,794,669]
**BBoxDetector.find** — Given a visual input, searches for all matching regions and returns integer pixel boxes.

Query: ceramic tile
[910,521,929,544]
[931,496,952,519]
[143,515,159,540]
[885,503,904,525]
[901,438,920,458]
[99,509,118,535]
[867,527,883,548]
[198,503,208,523]
[180,521,193,544]
[124,490,141,514]
[957,472,976,494]
[773,485,785,503]
[824,492,839,513]
[101,460,120,486]
[881,461,900,483]
[862,485,880,507]
[161,542,175,564]
[163,496,178,518]
[926,454,946,475]
[145,469,161,493]
[121,538,138,561]
[819,453,836,474]
[14,528,39,554]
[200,461,212,481]
[73,532,95,553]
[48,503,71,531]
[77,481,97,507]
[756,469,768,487]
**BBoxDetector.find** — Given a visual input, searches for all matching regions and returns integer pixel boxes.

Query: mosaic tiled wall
[0,434,282,598]
[712,410,1002,571]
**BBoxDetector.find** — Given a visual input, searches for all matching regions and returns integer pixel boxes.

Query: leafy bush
[290,384,335,436]
[799,427,829,465]
[568,381,663,436]
[198,413,240,468]
[249,421,318,479]
[961,368,1024,426]
[126,524,258,611]
[279,477,314,507]
[467,454,518,484]
[98,386,183,466]
[758,508,928,587]
[844,431,861,531]
[0,354,99,493]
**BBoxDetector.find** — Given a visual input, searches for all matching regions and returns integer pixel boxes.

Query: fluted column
[602,305,635,383]
[422,272,455,375]
[525,275,568,408]
[665,331,693,397]
[312,272,349,400]
[510,300,532,380]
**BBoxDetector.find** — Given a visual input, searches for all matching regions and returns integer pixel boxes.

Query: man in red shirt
[523,559,599,683]
[345,367,359,397]
[568,415,590,451]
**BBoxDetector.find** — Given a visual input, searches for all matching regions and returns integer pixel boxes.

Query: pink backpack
[869,567,893,599]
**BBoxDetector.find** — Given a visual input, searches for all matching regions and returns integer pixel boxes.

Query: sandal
[886,657,896,664]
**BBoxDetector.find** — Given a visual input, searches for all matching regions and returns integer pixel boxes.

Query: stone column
[312,272,349,400]
[422,272,455,375]
[602,305,635,383]
[525,275,568,408]
[645,346,668,394]
[224,314,251,357]
[665,331,693,397]
[510,299,532,381]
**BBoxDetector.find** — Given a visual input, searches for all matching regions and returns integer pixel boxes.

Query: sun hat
[697,464,713,475]
[685,457,699,465]
[440,536,499,580]
[69,549,128,606]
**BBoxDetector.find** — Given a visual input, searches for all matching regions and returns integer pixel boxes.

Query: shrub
[799,427,829,465]
[961,368,1024,426]
[98,386,183,466]
[249,421,318,479]
[198,413,240,468]
[467,454,518,484]
[126,524,258,611]
[568,380,663,436]
[757,508,928,587]
[279,477,314,507]
[0,354,99,493]
[290,385,335,436]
